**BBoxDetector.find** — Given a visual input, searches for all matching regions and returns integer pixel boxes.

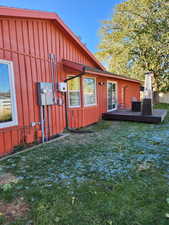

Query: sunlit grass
[0,104,169,225]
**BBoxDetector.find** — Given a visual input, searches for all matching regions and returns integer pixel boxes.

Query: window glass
[68,77,80,91]
[68,76,80,107]
[0,61,17,128]
[69,92,80,107]
[108,82,117,110]
[83,78,96,106]
[0,64,12,123]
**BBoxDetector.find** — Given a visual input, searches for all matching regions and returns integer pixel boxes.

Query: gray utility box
[37,82,54,106]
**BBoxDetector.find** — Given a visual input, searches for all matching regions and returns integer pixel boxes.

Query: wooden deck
[102,109,168,123]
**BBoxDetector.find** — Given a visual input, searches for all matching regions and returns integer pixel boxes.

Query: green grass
[0,104,169,225]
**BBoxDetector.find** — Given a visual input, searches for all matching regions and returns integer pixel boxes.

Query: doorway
[107,81,117,111]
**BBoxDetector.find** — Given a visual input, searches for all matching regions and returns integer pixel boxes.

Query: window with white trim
[0,60,18,128]
[67,76,81,107]
[83,77,96,106]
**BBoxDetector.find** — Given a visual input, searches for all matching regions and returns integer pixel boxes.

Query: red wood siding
[67,75,140,129]
[0,17,99,156]
[0,16,140,157]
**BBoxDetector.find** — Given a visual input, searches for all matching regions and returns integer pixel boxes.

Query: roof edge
[85,70,142,84]
[0,6,105,70]
[62,59,142,84]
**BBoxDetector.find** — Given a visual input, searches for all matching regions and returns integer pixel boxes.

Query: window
[67,76,80,107]
[0,60,18,128]
[83,77,96,106]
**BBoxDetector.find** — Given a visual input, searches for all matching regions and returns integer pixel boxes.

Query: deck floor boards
[102,109,167,123]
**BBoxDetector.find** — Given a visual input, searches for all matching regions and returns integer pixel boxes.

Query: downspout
[49,54,57,103]
[48,54,57,140]
[64,68,86,130]
[40,105,45,143]
[38,54,57,144]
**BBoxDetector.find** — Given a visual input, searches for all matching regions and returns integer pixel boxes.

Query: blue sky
[0,64,10,93]
[0,0,124,53]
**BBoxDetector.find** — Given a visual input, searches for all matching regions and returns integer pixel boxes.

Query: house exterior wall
[68,76,140,128]
[117,79,140,108]
[0,16,140,157]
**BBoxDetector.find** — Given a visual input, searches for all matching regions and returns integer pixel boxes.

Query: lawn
[0,104,169,225]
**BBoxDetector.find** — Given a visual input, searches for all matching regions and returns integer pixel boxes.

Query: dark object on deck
[140,86,144,91]
[102,109,167,123]
[142,98,153,115]
[132,101,141,112]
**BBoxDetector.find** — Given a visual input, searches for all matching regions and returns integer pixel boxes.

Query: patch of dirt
[0,198,29,222]
[0,173,18,185]
[138,162,152,171]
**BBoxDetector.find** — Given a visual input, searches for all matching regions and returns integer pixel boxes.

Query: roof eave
[85,70,141,84]
[0,6,105,70]
[62,59,141,84]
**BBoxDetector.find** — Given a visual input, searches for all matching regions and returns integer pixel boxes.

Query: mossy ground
[0,104,169,225]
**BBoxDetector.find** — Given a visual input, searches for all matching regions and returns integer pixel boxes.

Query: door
[107,81,117,111]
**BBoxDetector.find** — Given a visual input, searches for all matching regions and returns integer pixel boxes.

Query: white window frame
[67,75,81,108]
[83,76,97,107]
[107,81,118,112]
[0,60,18,128]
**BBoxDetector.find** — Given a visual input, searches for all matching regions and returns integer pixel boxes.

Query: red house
[0,7,141,157]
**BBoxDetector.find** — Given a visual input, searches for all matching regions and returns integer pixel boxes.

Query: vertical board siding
[0,17,103,156]
[0,17,140,156]
[118,80,140,108]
